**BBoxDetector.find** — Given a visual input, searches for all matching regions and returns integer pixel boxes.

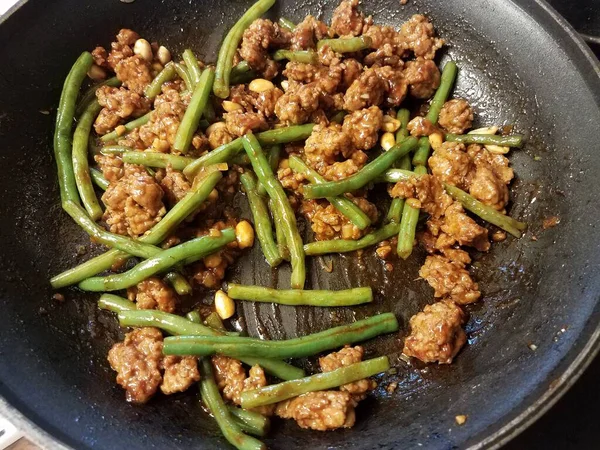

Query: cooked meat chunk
[225,110,268,137]
[375,66,408,106]
[320,151,368,181]
[343,67,387,111]
[407,116,439,137]
[138,85,187,151]
[94,86,150,135]
[107,327,163,403]
[95,153,124,183]
[403,300,466,364]
[413,174,454,219]
[403,59,441,99]
[302,199,365,240]
[115,55,152,95]
[276,391,356,431]
[340,58,363,88]
[291,15,329,50]
[438,99,474,134]
[93,28,139,70]
[428,142,474,189]
[399,14,444,60]
[228,83,283,118]
[342,106,383,151]
[362,24,405,67]
[156,166,191,206]
[469,164,510,211]
[160,355,200,395]
[304,123,352,167]
[319,346,376,401]
[207,123,235,149]
[239,19,291,79]
[419,254,480,304]
[127,277,178,313]
[101,165,166,237]
[330,0,365,37]
[275,83,322,124]
[284,62,328,84]
[440,203,490,252]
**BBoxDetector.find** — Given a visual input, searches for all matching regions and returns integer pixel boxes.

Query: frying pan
[0,0,598,448]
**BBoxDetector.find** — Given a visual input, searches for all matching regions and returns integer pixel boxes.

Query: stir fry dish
[51,0,527,447]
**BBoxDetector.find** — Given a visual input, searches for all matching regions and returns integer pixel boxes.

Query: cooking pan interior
[0,0,599,449]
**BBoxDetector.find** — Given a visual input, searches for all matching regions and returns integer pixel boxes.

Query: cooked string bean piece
[240,172,282,267]
[100,112,151,142]
[240,356,390,409]
[256,145,281,196]
[396,164,427,259]
[329,110,347,124]
[199,359,267,450]
[316,36,372,52]
[186,310,202,324]
[78,229,235,291]
[272,50,318,64]
[227,284,373,307]
[303,137,418,199]
[100,145,135,154]
[444,183,527,237]
[50,170,223,288]
[227,406,270,437]
[304,222,401,255]
[445,133,524,148]
[270,198,290,261]
[72,100,103,219]
[98,293,136,313]
[144,62,177,99]
[204,312,227,332]
[378,168,416,183]
[182,49,203,85]
[54,51,93,205]
[164,271,192,295]
[242,134,305,288]
[76,76,121,117]
[174,68,215,153]
[213,0,276,98]
[386,156,412,223]
[278,17,296,31]
[173,62,194,91]
[121,151,195,171]
[163,313,399,359]
[203,101,216,122]
[386,107,413,223]
[90,168,109,191]
[183,124,315,179]
[288,155,371,230]
[230,61,257,85]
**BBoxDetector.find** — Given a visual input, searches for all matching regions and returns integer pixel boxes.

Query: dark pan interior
[0,0,599,449]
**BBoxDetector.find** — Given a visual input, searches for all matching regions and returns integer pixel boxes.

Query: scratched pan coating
[0,0,598,449]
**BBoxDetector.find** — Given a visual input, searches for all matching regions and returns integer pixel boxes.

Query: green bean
[256,145,281,196]
[78,229,235,291]
[240,356,389,409]
[242,134,305,288]
[186,310,202,324]
[98,293,136,313]
[227,284,373,307]
[199,359,266,450]
[62,200,163,258]
[240,172,282,267]
[378,168,416,183]
[203,101,216,122]
[304,222,401,255]
[163,313,399,359]
[445,133,524,148]
[76,76,121,117]
[272,50,318,64]
[227,406,270,437]
[182,49,203,86]
[278,17,296,31]
[303,137,418,199]
[100,145,134,154]
[316,36,372,52]
[173,62,194,91]
[183,124,315,179]
[288,155,371,230]
[412,61,458,166]
[90,168,109,190]
[100,112,151,142]
[50,170,224,288]
[72,100,103,219]
[230,61,257,85]
[174,68,215,153]
[118,310,304,380]
[396,109,411,141]
[205,311,227,332]
[144,62,177,99]
[121,151,195,171]
[213,0,276,98]
[444,183,527,237]
[386,156,412,223]
[270,198,290,261]
[329,110,347,124]
[54,52,93,205]
[396,165,427,259]
[164,271,193,295]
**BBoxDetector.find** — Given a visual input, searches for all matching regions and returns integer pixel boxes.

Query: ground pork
[342,106,383,151]
[228,84,283,118]
[320,151,368,181]
[343,67,386,111]
[160,355,200,395]
[438,99,474,134]
[225,110,268,137]
[376,66,409,106]
[419,254,481,304]
[392,174,454,219]
[428,142,474,189]
[291,15,329,50]
[403,299,467,364]
[304,123,352,167]
[92,29,139,70]
[207,123,235,149]
[115,55,152,95]
[302,199,365,240]
[467,145,513,210]
[127,277,178,313]
[340,58,364,89]
[94,86,150,135]
[95,153,124,183]
[275,82,323,124]
[101,165,166,237]
[399,14,444,60]
[276,391,356,430]
[156,166,191,206]
[330,0,366,37]
[319,346,376,401]
[436,203,490,252]
[403,58,441,99]
[239,19,291,79]
[407,116,440,137]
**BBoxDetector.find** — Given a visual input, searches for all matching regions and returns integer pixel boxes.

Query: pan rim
[0,0,598,448]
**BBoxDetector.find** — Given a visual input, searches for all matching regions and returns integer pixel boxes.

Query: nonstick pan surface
[0,0,598,449]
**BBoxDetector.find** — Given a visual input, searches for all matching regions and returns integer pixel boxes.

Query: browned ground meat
[283,62,328,84]
[330,0,366,37]
[467,145,513,210]
[340,58,363,88]
[392,174,455,219]
[107,327,163,404]
[156,166,191,206]
[291,15,329,50]
[304,123,351,167]
[362,23,406,67]
[419,254,480,304]
[438,99,474,134]
[343,67,386,111]
[115,55,152,95]
[127,277,178,313]
[302,200,361,240]
[207,123,235,149]
[92,29,139,70]
[101,165,166,237]
[275,82,323,124]
[407,116,439,137]
[239,19,291,79]
[225,110,269,136]
[428,142,474,189]
[403,300,466,364]
[438,203,490,252]
[403,59,441,99]
[160,355,200,395]
[94,86,150,135]
[276,391,356,431]
[320,151,368,181]
[342,106,383,150]
[228,84,283,118]
[399,14,444,60]
[95,153,124,183]
[319,346,376,401]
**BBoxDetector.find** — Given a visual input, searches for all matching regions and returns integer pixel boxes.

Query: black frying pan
[0,0,599,449]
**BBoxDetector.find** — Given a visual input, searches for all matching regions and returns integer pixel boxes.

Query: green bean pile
[50,0,530,447]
